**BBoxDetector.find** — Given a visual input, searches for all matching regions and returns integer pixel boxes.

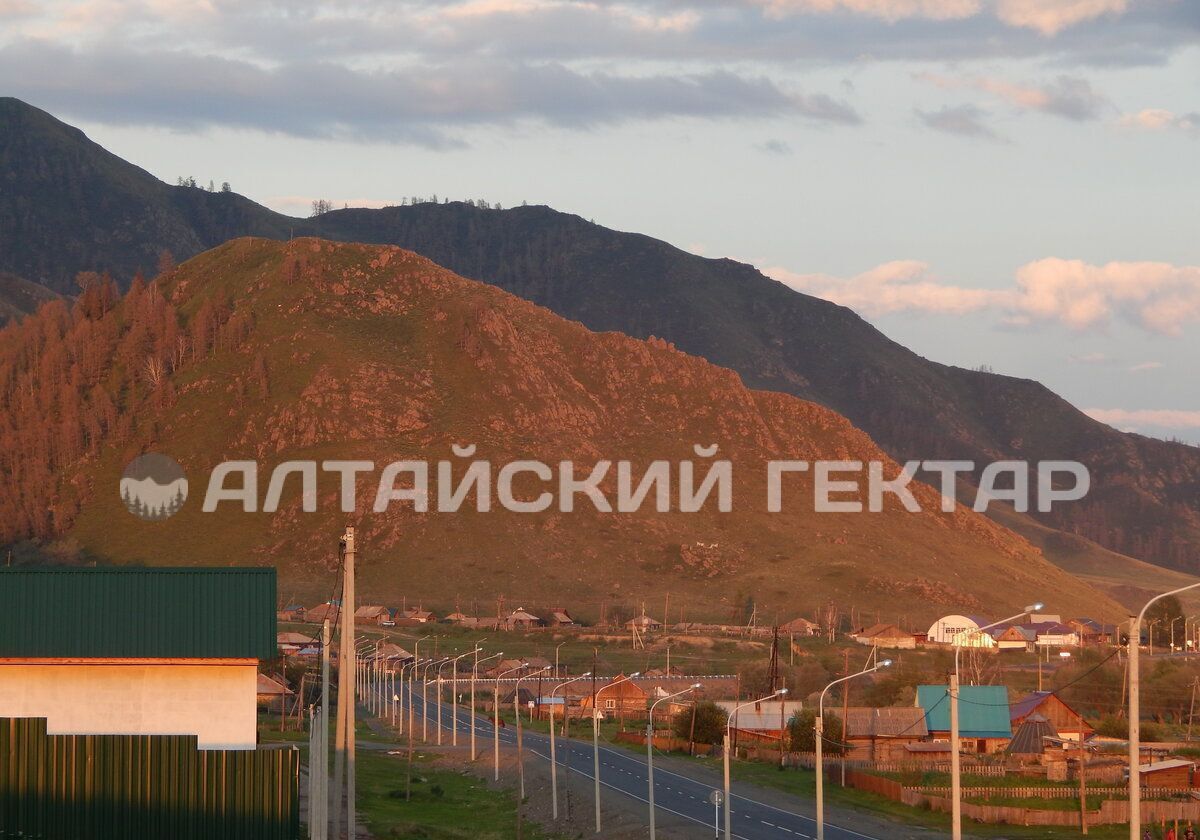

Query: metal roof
[917,685,1012,739]
[0,566,276,660]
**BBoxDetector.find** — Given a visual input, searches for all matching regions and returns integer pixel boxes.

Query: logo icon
[121,454,188,521]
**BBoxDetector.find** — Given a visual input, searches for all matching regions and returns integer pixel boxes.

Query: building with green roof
[0,566,277,749]
[917,684,1013,754]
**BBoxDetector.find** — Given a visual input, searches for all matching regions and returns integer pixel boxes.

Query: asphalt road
[362,677,884,840]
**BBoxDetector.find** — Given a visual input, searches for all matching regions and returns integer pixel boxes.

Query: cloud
[753,0,981,21]
[995,0,1128,35]
[757,138,794,154]
[1118,109,1200,133]
[915,104,1005,141]
[769,260,1009,314]
[1085,408,1200,430]
[768,257,1200,334]
[1068,351,1109,364]
[1128,361,1163,372]
[919,72,1107,120]
[0,41,859,146]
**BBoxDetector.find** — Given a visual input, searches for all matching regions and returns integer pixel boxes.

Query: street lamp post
[407,658,424,740]
[436,656,456,746]
[724,689,787,840]
[421,658,447,743]
[495,663,526,781]
[555,641,567,679]
[950,603,1042,840]
[472,652,503,761]
[549,672,591,820]
[593,672,640,834]
[648,684,700,839]
[515,666,551,799]
[815,664,891,840]
[1129,582,1200,839]
[449,648,481,747]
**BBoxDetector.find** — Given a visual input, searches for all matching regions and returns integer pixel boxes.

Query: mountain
[0,272,58,324]
[0,237,1123,622]
[0,97,293,292]
[2,97,1198,573]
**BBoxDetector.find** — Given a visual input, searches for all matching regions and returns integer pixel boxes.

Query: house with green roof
[917,684,1012,754]
[0,566,276,749]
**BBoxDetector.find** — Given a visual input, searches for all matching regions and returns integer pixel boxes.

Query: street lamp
[556,640,568,679]
[472,651,503,761]
[593,672,640,834]
[515,666,551,799]
[949,602,1042,840]
[494,663,527,781]
[549,672,591,820]
[406,658,425,739]
[1129,582,1200,839]
[436,656,457,746]
[449,648,481,747]
[815,664,891,840]
[420,658,448,743]
[724,688,786,840]
[648,684,700,839]
[397,658,420,734]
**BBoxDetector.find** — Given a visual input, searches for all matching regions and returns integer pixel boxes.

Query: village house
[718,699,805,746]
[507,607,544,629]
[304,601,339,624]
[779,617,820,636]
[0,566,276,750]
[548,608,576,627]
[580,674,648,718]
[256,672,293,713]
[843,706,929,761]
[626,614,663,632]
[852,623,916,649]
[992,625,1037,651]
[1030,621,1080,648]
[276,603,306,622]
[1009,691,1092,741]
[400,606,436,624]
[443,610,471,624]
[277,631,316,655]
[1068,618,1116,646]
[918,685,1012,753]
[354,604,393,626]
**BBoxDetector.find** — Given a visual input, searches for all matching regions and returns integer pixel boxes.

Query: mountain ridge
[2,96,1198,573]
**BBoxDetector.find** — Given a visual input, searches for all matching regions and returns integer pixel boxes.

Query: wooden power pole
[330,526,357,839]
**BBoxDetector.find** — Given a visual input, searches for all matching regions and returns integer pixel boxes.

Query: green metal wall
[0,718,299,840]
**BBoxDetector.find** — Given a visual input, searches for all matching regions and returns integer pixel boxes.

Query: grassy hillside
[33,237,1122,624]
[3,96,1198,577]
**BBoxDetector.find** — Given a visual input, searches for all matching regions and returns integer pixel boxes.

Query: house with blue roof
[917,684,1013,754]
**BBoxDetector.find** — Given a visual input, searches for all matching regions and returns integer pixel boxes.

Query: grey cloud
[1033,76,1108,120]
[915,104,1005,141]
[757,138,793,154]
[0,42,857,147]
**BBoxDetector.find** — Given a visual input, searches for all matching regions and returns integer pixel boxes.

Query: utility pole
[331,526,357,840]
[1188,678,1198,742]
[1078,711,1088,835]
[841,649,850,787]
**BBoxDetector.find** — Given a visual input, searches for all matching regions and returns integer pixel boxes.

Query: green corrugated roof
[917,684,1012,739]
[0,566,276,660]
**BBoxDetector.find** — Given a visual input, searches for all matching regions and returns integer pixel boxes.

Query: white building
[0,566,277,750]
[926,614,996,648]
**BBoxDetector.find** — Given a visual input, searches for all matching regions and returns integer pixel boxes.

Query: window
[605,699,616,710]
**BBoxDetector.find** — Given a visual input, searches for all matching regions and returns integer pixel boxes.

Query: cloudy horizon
[3,0,1197,441]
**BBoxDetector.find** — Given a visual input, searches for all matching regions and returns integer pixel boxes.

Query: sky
[3,0,1198,441]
